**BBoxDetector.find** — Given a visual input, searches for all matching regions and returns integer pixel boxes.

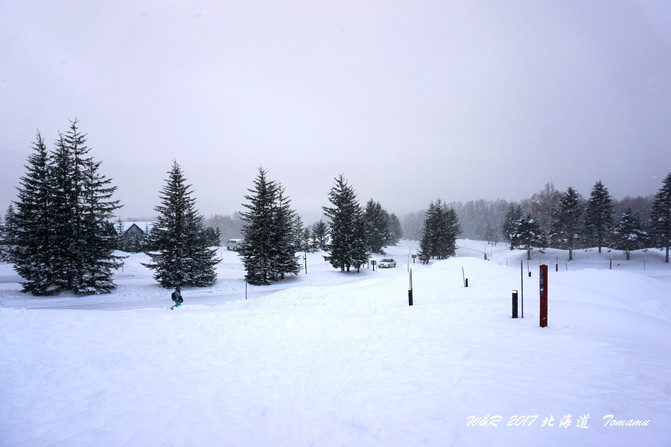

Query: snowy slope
[1,240,670,447]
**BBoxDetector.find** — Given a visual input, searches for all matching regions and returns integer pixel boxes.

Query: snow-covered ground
[1,240,670,447]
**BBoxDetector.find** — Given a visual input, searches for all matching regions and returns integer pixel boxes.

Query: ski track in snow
[1,240,670,446]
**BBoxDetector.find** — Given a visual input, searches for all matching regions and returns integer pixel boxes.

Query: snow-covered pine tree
[502,203,522,250]
[387,213,403,246]
[48,130,77,292]
[10,122,122,295]
[517,214,545,260]
[240,169,300,284]
[240,168,277,285]
[115,220,125,249]
[0,210,6,262]
[612,209,646,260]
[52,120,123,294]
[419,199,461,260]
[301,226,312,252]
[77,158,124,293]
[144,161,220,287]
[584,180,614,253]
[323,174,368,272]
[311,220,328,251]
[442,207,462,258]
[272,183,301,280]
[650,172,671,263]
[549,187,584,261]
[9,134,56,294]
[364,199,389,254]
[183,206,220,286]
[419,200,441,260]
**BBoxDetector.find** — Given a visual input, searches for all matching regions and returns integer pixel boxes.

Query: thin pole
[408,268,413,306]
[520,260,524,318]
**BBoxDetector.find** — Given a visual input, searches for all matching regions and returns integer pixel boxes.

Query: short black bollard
[512,290,518,318]
[464,278,469,287]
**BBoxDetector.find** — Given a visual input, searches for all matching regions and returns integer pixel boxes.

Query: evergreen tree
[419,200,441,259]
[650,172,671,262]
[613,209,646,260]
[10,122,122,294]
[549,187,584,261]
[240,168,277,285]
[311,220,328,250]
[203,227,221,247]
[442,207,462,258]
[240,169,300,285]
[0,210,6,262]
[77,158,124,293]
[502,204,523,250]
[272,183,301,280]
[387,213,403,246]
[323,174,368,272]
[419,199,461,260]
[301,226,312,252]
[144,161,219,287]
[115,220,125,249]
[584,180,614,253]
[363,199,389,254]
[10,133,58,294]
[517,214,546,260]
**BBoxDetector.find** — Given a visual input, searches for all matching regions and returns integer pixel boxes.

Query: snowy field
[1,240,670,447]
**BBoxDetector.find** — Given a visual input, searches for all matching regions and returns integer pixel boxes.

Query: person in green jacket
[170,286,183,310]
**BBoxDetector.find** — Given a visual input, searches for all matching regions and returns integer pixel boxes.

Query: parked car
[379,258,396,268]
[226,239,244,251]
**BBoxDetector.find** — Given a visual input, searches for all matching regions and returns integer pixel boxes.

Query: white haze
[1,1,670,222]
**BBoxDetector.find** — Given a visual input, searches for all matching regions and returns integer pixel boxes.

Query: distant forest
[400,183,654,243]
[206,182,654,245]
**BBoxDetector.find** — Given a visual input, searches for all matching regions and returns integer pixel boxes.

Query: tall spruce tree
[240,168,300,285]
[584,180,614,253]
[517,214,546,260]
[613,209,646,260]
[144,161,219,287]
[363,199,390,254]
[311,220,328,251]
[77,156,124,293]
[549,187,584,261]
[9,134,55,294]
[240,168,277,285]
[502,203,523,250]
[10,122,122,294]
[272,183,301,280]
[323,174,368,272]
[419,199,461,260]
[387,213,403,246]
[650,172,671,263]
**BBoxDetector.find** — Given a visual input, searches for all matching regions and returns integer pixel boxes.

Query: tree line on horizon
[1,122,670,295]
[500,179,671,262]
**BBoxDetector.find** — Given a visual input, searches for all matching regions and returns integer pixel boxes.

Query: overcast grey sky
[2,0,670,222]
